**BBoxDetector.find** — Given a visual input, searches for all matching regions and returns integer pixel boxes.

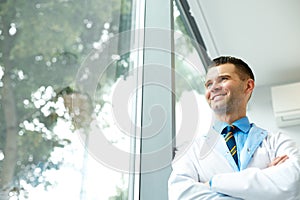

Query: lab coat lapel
[199,128,220,159]
[240,125,268,170]
[200,128,238,172]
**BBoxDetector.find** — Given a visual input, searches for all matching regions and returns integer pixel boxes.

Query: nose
[209,81,221,92]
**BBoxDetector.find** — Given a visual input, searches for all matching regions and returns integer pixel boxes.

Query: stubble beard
[210,97,236,116]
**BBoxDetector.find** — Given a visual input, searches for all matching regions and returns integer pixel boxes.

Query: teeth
[212,94,225,100]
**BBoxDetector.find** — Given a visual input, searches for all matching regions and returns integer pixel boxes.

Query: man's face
[204,63,249,114]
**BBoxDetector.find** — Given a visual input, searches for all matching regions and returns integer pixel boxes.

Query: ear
[245,79,255,95]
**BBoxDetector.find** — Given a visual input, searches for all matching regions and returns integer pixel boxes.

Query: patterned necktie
[223,125,238,166]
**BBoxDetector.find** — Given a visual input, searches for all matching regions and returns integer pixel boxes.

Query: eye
[221,76,228,80]
[220,76,229,82]
[205,82,212,89]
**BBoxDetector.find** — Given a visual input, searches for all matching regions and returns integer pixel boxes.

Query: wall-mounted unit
[271,82,300,128]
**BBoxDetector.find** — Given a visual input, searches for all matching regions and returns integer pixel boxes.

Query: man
[168,56,300,199]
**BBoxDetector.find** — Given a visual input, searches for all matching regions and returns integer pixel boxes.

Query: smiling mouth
[211,94,226,100]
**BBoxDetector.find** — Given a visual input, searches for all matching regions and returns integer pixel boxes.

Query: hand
[268,155,289,167]
[204,181,210,187]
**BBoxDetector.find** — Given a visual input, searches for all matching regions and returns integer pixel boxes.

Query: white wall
[247,85,300,147]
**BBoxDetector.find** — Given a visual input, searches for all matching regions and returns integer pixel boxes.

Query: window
[0,0,135,199]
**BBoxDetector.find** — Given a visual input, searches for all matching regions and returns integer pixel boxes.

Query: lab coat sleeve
[211,132,300,200]
[168,147,242,200]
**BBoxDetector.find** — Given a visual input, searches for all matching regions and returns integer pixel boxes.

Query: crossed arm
[168,133,300,200]
[203,154,289,187]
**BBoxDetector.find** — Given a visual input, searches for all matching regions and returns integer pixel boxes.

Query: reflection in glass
[173,1,213,153]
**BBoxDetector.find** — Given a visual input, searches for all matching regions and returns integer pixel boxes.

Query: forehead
[206,63,236,80]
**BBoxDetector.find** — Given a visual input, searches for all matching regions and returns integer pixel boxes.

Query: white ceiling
[189,0,300,87]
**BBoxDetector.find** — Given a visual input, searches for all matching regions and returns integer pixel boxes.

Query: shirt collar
[213,116,251,134]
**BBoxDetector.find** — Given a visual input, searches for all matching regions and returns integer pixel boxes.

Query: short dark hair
[209,56,255,81]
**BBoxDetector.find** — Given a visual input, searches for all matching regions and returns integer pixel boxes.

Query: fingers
[268,155,289,167]
[276,155,289,165]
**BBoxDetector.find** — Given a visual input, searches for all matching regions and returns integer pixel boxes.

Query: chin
[211,105,228,114]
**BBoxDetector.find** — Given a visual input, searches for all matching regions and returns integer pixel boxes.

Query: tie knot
[227,125,235,132]
[223,125,235,135]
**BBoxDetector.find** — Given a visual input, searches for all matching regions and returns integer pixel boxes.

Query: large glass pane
[138,0,174,199]
[173,1,212,157]
[0,0,136,199]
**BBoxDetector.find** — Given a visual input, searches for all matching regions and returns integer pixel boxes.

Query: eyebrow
[219,74,231,78]
[205,74,231,87]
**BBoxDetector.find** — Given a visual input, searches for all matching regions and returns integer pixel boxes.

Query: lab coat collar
[206,121,267,171]
[239,124,268,170]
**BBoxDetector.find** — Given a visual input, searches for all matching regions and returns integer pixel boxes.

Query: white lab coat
[168,124,300,200]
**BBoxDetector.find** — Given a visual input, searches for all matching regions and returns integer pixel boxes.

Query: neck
[214,110,247,124]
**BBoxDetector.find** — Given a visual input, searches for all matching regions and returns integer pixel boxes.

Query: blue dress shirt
[213,117,252,170]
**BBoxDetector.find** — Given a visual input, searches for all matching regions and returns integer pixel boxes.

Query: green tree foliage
[0,0,124,198]
[173,13,206,99]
